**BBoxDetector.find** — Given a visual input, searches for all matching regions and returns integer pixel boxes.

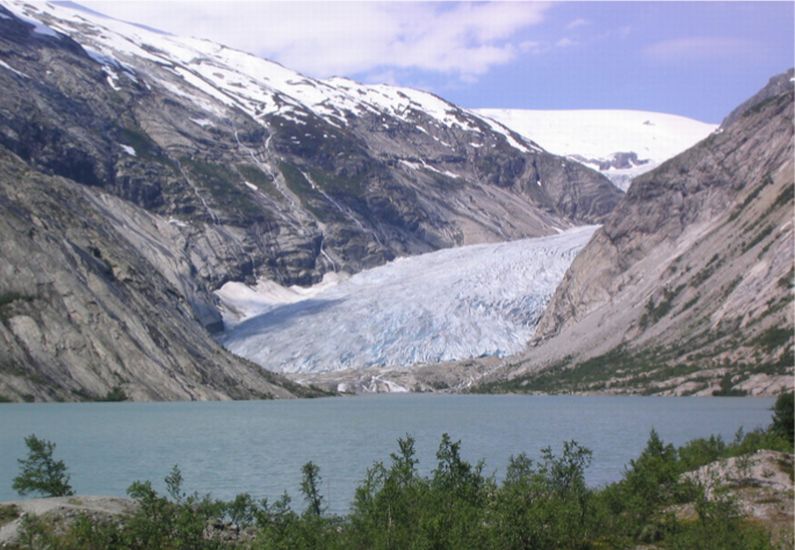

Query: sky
[80,1,795,123]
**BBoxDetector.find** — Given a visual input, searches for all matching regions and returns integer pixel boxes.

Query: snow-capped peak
[0,0,538,153]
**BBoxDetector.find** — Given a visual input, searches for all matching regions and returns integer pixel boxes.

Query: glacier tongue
[218,226,597,374]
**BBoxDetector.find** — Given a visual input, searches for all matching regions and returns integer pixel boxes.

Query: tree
[300,462,324,517]
[771,391,794,445]
[13,434,74,497]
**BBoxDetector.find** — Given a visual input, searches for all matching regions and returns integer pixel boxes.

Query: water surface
[0,395,774,513]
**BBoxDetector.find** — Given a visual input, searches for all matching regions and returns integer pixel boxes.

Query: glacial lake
[0,395,775,513]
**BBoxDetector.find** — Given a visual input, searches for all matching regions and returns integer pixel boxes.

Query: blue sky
[84,2,794,123]
[415,2,794,123]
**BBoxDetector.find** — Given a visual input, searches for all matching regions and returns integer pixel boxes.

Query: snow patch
[119,144,136,156]
[0,59,29,78]
[190,118,213,128]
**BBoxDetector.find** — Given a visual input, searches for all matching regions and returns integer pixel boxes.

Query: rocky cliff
[0,2,621,401]
[482,70,795,396]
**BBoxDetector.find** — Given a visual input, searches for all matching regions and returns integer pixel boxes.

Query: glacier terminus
[218,226,598,375]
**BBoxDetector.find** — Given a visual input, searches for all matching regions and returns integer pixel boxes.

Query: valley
[0,0,791,401]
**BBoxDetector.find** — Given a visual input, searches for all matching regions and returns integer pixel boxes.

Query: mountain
[478,70,795,397]
[0,1,620,401]
[475,109,716,190]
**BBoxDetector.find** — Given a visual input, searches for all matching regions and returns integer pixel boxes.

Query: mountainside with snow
[475,109,717,190]
[0,1,621,401]
[218,226,597,377]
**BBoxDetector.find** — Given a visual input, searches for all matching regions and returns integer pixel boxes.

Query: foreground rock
[0,496,135,546]
[681,450,794,545]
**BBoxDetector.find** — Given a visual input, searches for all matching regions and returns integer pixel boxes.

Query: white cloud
[81,1,552,80]
[565,17,589,30]
[644,36,758,62]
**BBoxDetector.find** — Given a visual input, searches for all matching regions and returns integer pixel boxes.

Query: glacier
[218,226,598,374]
[474,109,717,190]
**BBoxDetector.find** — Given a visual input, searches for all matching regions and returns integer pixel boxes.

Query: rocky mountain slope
[0,1,620,401]
[0,149,320,401]
[479,70,795,396]
[475,109,717,190]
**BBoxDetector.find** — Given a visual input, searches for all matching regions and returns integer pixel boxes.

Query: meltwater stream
[0,395,774,514]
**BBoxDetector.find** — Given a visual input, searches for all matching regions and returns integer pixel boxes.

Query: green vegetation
[181,158,268,222]
[770,183,794,211]
[728,176,769,221]
[100,386,128,402]
[639,285,683,328]
[307,166,365,197]
[118,126,163,162]
[11,413,793,549]
[0,292,34,321]
[0,292,34,308]
[0,504,20,527]
[743,224,776,253]
[690,254,724,287]
[752,327,793,353]
[236,164,280,198]
[12,434,74,497]
[772,392,794,444]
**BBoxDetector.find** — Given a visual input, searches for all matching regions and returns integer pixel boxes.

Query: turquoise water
[0,395,774,513]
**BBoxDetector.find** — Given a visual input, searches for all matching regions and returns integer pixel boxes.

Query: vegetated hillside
[480,70,795,397]
[475,109,716,190]
[0,2,621,401]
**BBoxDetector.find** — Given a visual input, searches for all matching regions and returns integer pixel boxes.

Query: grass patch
[307,166,366,197]
[236,164,280,198]
[182,158,268,223]
[0,504,20,527]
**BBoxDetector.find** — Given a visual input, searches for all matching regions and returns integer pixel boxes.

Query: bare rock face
[0,151,321,401]
[0,3,621,401]
[495,70,794,396]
